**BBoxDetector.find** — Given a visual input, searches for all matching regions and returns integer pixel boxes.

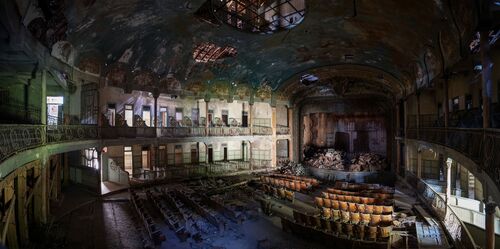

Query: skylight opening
[192,43,237,63]
[300,74,319,85]
[211,0,306,34]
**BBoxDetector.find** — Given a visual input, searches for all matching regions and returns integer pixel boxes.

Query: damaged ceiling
[14,0,479,97]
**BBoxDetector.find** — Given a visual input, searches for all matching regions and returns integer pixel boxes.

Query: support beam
[271,106,277,168]
[416,149,422,178]
[41,70,47,125]
[63,153,69,186]
[445,157,452,205]
[287,107,294,161]
[34,158,48,224]
[153,95,158,127]
[416,93,421,138]
[480,30,493,128]
[485,202,497,249]
[16,167,28,244]
[205,100,209,135]
[249,103,253,135]
[443,77,449,128]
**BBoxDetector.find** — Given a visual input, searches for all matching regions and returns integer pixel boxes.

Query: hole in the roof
[300,74,318,85]
[211,0,306,34]
[192,43,237,63]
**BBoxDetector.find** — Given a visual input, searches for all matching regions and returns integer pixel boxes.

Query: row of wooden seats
[130,190,166,244]
[315,197,393,214]
[326,188,394,200]
[322,192,379,204]
[269,174,320,186]
[334,181,395,192]
[146,190,190,242]
[293,210,393,241]
[320,192,393,206]
[322,208,393,224]
[260,176,312,191]
[263,184,294,201]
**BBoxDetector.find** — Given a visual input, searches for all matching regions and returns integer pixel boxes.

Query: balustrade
[407,127,500,188]
[406,172,479,249]
[252,126,272,135]
[276,125,290,135]
[131,160,259,181]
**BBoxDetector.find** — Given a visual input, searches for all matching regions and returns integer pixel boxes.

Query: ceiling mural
[15,0,477,100]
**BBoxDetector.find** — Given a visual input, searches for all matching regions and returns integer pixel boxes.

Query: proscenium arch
[277,64,410,104]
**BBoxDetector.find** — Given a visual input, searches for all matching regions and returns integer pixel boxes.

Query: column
[249,103,254,135]
[205,100,209,135]
[443,77,449,128]
[287,107,294,161]
[485,202,497,249]
[249,142,253,170]
[41,70,47,125]
[416,149,422,178]
[63,153,69,186]
[481,30,493,128]
[404,99,408,137]
[445,157,452,205]
[396,103,400,136]
[35,157,48,224]
[416,93,421,138]
[396,140,401,176]
[153,91,159,127]
[271,106,277,167]
[16,167,28,244]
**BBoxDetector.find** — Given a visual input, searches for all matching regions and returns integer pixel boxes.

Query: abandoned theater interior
[0,0,500,248]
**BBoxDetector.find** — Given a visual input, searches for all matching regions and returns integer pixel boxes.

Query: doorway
[223,147,228,161]
[191,148,198,164]
[159,107,168,127]
[47,96,64,125]
[222,110,228,126]
[334,132,350,152]
[124,105,133,127]
[124,146,133,176]
[107,103,116,126]
[142,106,151,127]
[208,147,213,163]
[174,145,183,165]
[242,111,248,127]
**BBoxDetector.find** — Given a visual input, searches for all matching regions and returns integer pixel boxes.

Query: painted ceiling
[21,0,478,97]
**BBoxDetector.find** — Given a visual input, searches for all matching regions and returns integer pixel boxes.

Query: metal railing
[252,126,272,135]
[406,172,479,249]
[131,160,263,181]
[276,125,290,135]
[208,127,251,136]
[0,123,278,163]
[406,127,500,189]
[0,125,46,163]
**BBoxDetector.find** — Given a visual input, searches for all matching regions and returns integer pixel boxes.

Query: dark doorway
[242,111,248,127]
[191,148,198,164]
[222,110,228,126]
[208,148,213,163]
[174,145,183,165]
[334,132,350,152]
[353,131,369,152]
[223,147,228,161]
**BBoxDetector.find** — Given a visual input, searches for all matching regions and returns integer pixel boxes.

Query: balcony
[406,127,500,193]
[0,124,277,164]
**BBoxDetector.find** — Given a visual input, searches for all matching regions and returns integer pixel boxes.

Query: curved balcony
[406,127,500,190]
[0,124,276,172]
[404,173,479,249]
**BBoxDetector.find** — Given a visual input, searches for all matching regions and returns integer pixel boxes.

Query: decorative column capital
[486,202,497,215]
